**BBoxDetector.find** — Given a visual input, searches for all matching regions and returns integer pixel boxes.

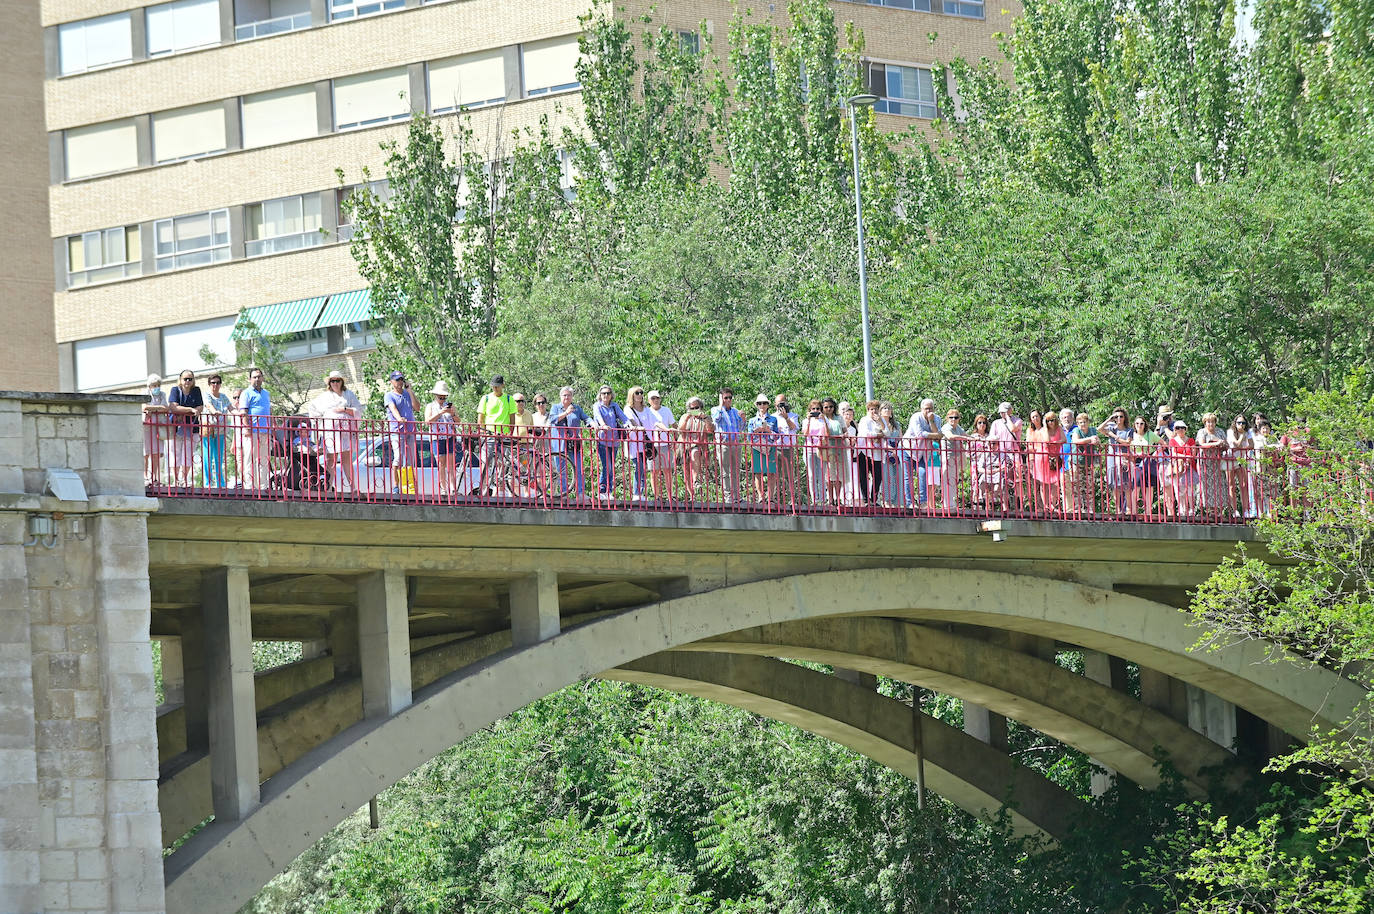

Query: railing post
[201,566,259,822]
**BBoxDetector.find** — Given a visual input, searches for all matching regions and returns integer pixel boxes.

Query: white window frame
[245,194,324,256]
[153,209,231,272]
[868,60,938,119]
[146,0,222,57]
[327,0,405,21]
[67,226,142,288]
[942,0,984,17]
[57,13,134,76]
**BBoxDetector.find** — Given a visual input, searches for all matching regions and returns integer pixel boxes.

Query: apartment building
[22,0,1019,397]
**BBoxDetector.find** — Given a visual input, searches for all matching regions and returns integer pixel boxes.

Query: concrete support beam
[1187,684,1237,753]
[962,703,1008,752]
[161,636,186,706]
[834,667,877,690]
[357,569,411,718]
[201,566,259,821]
[1139,666,1189,723]
[509,570,559,647]
[328,607,359,676]
[1083,650,1129,795]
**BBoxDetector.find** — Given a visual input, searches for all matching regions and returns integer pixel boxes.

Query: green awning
[231,296,328,339]
[315,288,375,328]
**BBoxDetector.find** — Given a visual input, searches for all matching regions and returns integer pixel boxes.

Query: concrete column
[314,80,334,135]
[0,506,41,912]
[509,570,559,647]
[134,114,153,169]
[143,329,163,378]
[1083,650,1129,795]
[406,62,427,115]
[222,98,242,151]
[180,606,208,753]
[1186,684,1237,753]
[160,637,185,706]
[962,703,1007,752]
[1139,666,1189,723]
[328,606,360,676]
[201,566,259,821]
[357,569,411,717]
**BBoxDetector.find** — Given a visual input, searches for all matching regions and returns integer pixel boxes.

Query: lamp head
[847,93,879,108]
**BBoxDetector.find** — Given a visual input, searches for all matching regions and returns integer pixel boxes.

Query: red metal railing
[140,413,1317,524]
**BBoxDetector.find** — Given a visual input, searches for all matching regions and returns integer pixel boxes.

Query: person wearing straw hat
[425,380,459,496]
[306,370,362,492]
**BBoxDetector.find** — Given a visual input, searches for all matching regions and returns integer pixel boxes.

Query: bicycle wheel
[536,451,572,498]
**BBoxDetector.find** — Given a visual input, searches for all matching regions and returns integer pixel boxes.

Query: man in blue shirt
[384,370,421,493]
[549,386,590,499]
[235,367,271,490]
[711,387,743,504]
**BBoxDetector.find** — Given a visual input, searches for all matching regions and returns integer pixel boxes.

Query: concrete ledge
[0,390,147,404]
[153,496,1259,543]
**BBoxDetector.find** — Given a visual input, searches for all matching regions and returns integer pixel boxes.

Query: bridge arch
[165,568,1362,913]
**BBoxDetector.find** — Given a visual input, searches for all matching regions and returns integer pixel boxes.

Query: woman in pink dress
[1029,411,1067,514]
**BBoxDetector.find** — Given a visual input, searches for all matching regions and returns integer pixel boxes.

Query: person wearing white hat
[989,401,1023,511]
[643,390,675,501]
[307,370,362,492]
[425,380,459,496]
[142,373,168,485]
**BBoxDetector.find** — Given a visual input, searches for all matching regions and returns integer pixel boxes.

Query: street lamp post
[846,93,878,403]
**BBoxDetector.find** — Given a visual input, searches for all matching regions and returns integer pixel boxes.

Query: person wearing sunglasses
[968,414,1001,512]
[165,370,203,488]
[307,370,362,494]
[748,395,781,504]
[711,388,743,504]
[1098,408,1132,513]
[1226,414,1256,517]
[940,408,970,510]
[200,374,232,489]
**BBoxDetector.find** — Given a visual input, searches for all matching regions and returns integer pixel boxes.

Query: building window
[943,0,984,17]
[281,327,329,360]
[328,0,405,21]
[234,0,312,40]
[676,30,701,55]
[521,36,581,97]
[343,320,383,351]
[152,103,227,163]
[246,194,324,256]
[57,13,133,76]
[335,180,391,240]
[74,331,146,391]
[67,226,141,288]
[867,62,937,118]
[147,0,222,57]
[842,0,934,9]
[240,85,318,148]
[162,316,238,374]
[333,69,411,130]
[428,50,507,114]
[154,209,231,272]
[64,119,140,180]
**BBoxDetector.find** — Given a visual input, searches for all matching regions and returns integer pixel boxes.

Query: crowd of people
[142,368,1318,520]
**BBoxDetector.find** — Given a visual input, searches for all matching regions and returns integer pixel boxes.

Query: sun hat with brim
[1158,404,1174,418]
[1173,420,1189,429]
[431,381,450,397]
[327,370,345,381]
[647,390,662,400]
[997,402,1012,414]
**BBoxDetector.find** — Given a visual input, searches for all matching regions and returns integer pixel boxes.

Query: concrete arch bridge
[142,500,1363,914]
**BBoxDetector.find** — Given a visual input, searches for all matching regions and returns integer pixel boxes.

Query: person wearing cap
[234,367,271,491]
[747,394,781,503]
[424,380,460,496]
[711,388,744,504]
[142,373,168,486]
[989,402,1022,510]
[307,370,362,493]
[476,375,516,496]
[384,370,421,494]
[643,390,676,501]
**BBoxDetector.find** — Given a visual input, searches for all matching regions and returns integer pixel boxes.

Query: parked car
[342,434,480,496]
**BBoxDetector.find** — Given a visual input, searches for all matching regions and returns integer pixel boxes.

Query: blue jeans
[200,434,226,488]
[555,447,585,497]
[597,442,617,495]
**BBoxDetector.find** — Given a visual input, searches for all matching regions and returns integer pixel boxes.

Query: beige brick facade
[30,0,1017,394]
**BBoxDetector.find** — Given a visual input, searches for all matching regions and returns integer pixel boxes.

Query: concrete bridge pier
[0,393,164,913]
